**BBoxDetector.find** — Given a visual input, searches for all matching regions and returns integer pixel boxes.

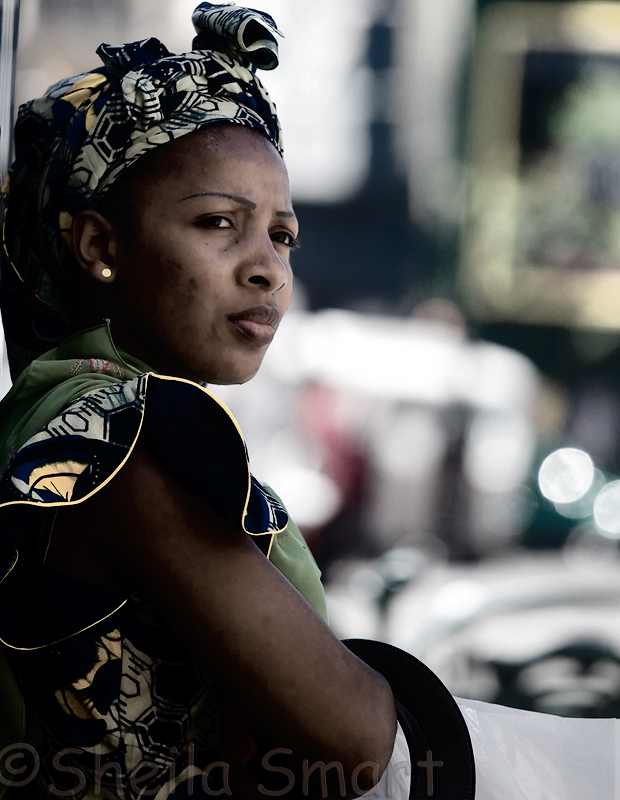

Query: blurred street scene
[5,0,620,718]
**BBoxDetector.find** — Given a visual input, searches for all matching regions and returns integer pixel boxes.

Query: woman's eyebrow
[181,191,257,209]
[182,191,295,219]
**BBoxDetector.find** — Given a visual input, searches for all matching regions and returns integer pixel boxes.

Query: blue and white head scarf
[1,2,283,374]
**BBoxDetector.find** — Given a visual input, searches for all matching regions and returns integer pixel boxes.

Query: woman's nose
[236,235,290,292]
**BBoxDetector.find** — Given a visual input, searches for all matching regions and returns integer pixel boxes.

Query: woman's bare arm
[47,441,396,786]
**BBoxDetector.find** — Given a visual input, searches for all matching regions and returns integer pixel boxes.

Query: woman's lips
[228,305,279,345]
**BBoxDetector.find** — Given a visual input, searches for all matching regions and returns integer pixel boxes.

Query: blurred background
[5,0,620,718]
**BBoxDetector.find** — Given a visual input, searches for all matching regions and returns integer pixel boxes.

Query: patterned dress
[0,323,327,800]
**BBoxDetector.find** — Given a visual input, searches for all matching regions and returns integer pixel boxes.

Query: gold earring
[101,268,112,278]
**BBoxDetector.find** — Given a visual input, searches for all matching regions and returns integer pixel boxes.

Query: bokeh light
[261,464,341,529]
[554,469,606,519]
[538,448,594,503]
[593,480,620,538]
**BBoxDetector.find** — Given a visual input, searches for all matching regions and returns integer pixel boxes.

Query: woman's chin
[206,367,261,387]
[191,357,264,387]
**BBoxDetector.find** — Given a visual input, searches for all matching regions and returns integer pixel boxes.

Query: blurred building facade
[8,0,475,312]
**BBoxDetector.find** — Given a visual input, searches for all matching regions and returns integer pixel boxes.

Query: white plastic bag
[0,309,10,401]
[456,697,618,799]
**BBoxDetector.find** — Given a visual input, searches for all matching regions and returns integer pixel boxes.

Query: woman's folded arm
[47,440,397,792]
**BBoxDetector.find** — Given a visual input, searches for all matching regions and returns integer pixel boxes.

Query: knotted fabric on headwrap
[1,2,283,376]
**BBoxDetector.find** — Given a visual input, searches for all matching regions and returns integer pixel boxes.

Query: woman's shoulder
[0,321,150,472]
[0,371,288,533]
[0,325,326,643]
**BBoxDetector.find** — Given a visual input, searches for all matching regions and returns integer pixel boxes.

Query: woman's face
[91,126,297,384]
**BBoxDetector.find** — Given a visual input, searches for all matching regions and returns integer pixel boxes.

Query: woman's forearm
[51,442,397,783]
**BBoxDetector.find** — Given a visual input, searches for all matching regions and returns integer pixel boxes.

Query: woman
[0,4,397,798]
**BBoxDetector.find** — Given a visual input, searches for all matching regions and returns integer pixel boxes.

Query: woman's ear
[72,209,118,284]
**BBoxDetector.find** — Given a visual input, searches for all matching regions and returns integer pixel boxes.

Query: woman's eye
[271,230,301,250]
[196,215,233,229]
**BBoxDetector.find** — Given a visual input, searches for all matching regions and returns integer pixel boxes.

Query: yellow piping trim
[0,549,128,651]
[0,547,18,583]
[2,194,24,286]
[0,373,287,648]
[0,373,288,537]
[152,375,287,537]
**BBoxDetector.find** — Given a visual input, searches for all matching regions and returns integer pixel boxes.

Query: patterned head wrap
[1,2,283,375]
